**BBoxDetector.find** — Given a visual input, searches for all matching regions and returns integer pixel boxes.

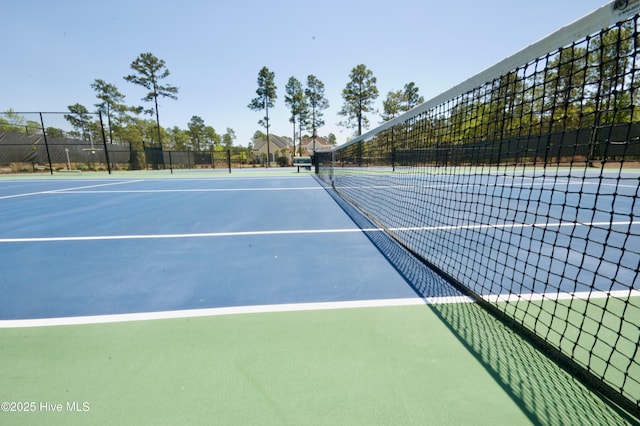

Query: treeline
[247,64,426,153]
[2,52,433,159]
[1,52,239,157]
[379,22,640,151]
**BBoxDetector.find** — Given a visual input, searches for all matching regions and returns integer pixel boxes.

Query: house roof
[299,136,333,150]
[252,135,293,152]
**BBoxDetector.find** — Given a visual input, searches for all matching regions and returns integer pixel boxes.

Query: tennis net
[317,1,640,416]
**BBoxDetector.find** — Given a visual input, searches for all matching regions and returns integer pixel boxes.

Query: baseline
[0,297,473,328]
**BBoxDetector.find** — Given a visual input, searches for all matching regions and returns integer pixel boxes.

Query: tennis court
[3,1,640,424]
[0,170,636,425]
[0,173,421,319]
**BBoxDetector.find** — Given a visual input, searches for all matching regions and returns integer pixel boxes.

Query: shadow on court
[321,179,638,425]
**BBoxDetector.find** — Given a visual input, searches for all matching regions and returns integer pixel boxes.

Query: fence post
[39,113,54,175]
[98,112,111,174]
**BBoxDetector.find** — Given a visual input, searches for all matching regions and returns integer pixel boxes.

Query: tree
[381,83,425,122]
[187,115,206,151]
[45,127,65,138]
[339,64,379,136]
[91,79,126,143]
[248,66,277,166]
[0,109,26,133]
[284,76,308,156]
[204,126,221,151]
[124,52,178,147]
[402,82,424,110]
[222,128,236,149]
[305,75,329,154]
[167,126,190,150]
[381,90,403,121]
[64,103,91,140]
[325,133,337,145]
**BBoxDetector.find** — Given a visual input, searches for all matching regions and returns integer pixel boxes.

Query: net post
[227,149,231,173]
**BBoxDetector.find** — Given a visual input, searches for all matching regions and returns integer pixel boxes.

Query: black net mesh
[317,7,640,415]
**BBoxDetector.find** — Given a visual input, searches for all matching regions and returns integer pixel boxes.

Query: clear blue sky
[2,0,608,147]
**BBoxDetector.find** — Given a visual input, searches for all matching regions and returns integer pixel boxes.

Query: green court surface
[0,167,316,181]
[0,302,634,425]
[504,295,640,403]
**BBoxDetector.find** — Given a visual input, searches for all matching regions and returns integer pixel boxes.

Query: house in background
[251,135,293,166]
[297,136,333,156]
[251,134,336,166]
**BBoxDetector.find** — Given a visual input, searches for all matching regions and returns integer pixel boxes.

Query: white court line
[126,176,314,181]
[52,186,325,194]
[0,180,143,200]
[0,228,373,243]
[483,289,640,303]
[339,179,637,191]
[2,289,638,328]
[47,180,144,193]
[388,220,640,233]
[1,219,638,243]
[0,297,471,328]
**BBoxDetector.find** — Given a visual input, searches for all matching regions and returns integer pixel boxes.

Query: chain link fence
[0,112,247,174]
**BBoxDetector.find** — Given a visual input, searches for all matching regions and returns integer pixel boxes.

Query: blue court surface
[324,169,640,297]
[0,174,461,320]
[0,171,637,425]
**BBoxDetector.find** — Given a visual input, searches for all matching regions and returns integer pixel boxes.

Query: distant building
[251,135,294,165]
[297,136,333,156]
